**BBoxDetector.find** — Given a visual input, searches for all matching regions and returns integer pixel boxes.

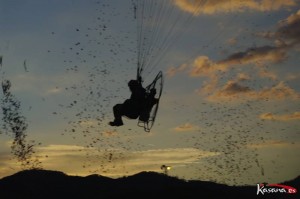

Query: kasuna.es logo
[257,183,297,195]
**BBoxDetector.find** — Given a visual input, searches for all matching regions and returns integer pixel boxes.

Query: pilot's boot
[109,119,123,126]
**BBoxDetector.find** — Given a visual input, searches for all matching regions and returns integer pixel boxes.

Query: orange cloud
[173,123,198,132]
[185,50,298,102]
[205,80,252,101]
[202,72,251,95]
[221,80,251,95]
[258,9,300,46]
[189,56,227,77]
[258,68,278,80]
[259,112,300,121]
[286,9,300,24]
[198,74,219,94]
[285,73,300,81]
[186,45,286,79]
[236,73,251,81]
[277,9,300,45]
[102,131,118,137]
[227,37,238,45]
[166,63,188,77]
[168,56,223,93]
[258,81,300,100]
[206,81,300,102]
[174,0,297,15]
[218,45,287,67]
[248,140,300,148]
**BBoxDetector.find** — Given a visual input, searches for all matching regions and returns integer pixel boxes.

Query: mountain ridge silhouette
[0,169,298,199]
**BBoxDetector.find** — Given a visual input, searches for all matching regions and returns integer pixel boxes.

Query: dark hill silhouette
[0,169,298,199]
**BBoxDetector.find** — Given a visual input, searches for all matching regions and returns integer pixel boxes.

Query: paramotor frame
[138,71,163,132]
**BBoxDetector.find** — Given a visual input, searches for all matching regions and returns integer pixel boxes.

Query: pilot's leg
[109,104,124,126]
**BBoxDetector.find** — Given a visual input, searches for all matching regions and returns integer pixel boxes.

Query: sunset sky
[0,0,299,185]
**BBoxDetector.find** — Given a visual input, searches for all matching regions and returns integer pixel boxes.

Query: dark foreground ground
[0,169,298,199]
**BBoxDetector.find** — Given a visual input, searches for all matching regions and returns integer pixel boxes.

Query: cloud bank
[173,123,199,132]
[259,112,300,121]
[248,140,300,148]
[169,9,300,102]
[0,144,219,178]
[174,0,297,15]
